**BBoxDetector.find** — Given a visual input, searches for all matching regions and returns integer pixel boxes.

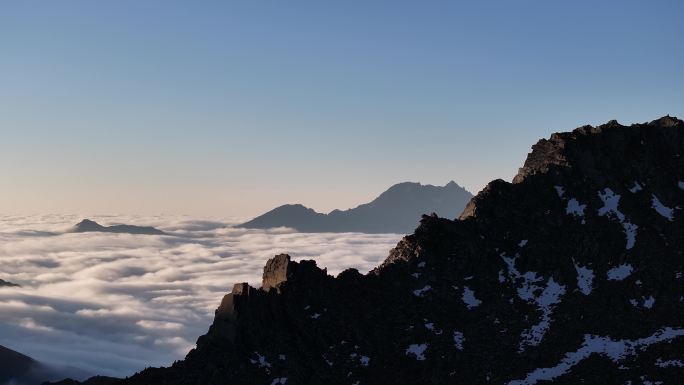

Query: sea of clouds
[0,214,403,378]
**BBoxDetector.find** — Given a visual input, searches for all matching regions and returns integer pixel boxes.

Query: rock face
[69,219,165,235]
[238,181,473,233]
[74,117,684,385]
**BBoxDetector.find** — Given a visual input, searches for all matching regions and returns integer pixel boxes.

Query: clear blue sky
[1,1,682,217]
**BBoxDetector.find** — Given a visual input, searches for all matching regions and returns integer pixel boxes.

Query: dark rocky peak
[649,115,681,127]
[212,283,258,343]
[512,116,684,185]
[73,219,105,231]
[212,254,330,344]
[0,278,20,287]
[261,254,328,292]
[458,116,684,222]
[70,219,166,235]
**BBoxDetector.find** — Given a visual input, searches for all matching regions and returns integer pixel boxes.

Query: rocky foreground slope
[70,117,684,385]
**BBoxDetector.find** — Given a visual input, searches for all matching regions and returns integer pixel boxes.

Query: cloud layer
[0,214,403,378]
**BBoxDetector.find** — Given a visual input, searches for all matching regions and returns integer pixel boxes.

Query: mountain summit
[0,279,20,288]
[57,116,684,385]
[69,219,165,235]
[238,181,473,233]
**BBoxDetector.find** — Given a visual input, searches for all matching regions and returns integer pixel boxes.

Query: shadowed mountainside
[0,345,90,385]
[238,181,473,233]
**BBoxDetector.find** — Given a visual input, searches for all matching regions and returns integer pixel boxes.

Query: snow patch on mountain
[405,344,428,360]
[628,181,643,193]
[453,331,465,350]
[413,285,432,297]
[554,186,565,198]
[598,188,639,249]
[501,253,566,350]
[508,327,684,385]
[655,359,683,368]
[462,286,482,309]
[566,198,586,221]
[519,278,566,350]
[573,263,594,295]
[607,264,633,281]
[651,195,674,220]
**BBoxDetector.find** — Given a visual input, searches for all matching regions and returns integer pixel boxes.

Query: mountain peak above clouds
[0,278,20,287]
[70,219,165,235]
[238,181,473,233]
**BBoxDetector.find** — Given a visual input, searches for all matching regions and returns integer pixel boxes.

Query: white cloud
[0,214,402,377]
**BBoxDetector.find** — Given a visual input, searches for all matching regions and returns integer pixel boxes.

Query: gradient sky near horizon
[1,1,683,217]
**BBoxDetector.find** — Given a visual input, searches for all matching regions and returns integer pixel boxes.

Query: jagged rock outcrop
[66,117,684,385]
[262,254,295,291]
[238,181,473,233]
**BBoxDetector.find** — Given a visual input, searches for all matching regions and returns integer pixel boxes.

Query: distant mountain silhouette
[41,376,121,385]
[0,344,89,385]
[0,344,36,384]
[69,219,165,235]
[0,278,20,287]
[238,181,473,233]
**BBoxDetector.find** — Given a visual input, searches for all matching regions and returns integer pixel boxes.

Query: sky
[1,0,683,217]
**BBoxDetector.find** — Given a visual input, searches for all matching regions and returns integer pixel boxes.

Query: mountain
[56,116,684,384]
[0,344,37,384]
[69,219,165,235]
[0,345,89,385]
[41,376,120,385]
[0,279,20,287]
[238,181,474,233]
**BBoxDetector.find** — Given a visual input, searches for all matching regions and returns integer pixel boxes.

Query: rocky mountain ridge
[69,219,165,235]
[55,116,684,385]
[238,181,473,233]
[0,278,20,287]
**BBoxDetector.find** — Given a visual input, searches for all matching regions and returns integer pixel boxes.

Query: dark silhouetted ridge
[0,278,20,287]
[1,344,90,385]
[70,219,165,235]
[238,181,473,233]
